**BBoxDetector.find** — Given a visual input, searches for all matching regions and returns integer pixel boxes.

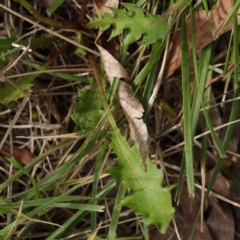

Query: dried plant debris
[96,42,149,168]
[165,0,240,78]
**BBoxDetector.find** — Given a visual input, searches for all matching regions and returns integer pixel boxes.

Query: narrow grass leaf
[91,138,109,233]
[5,157,41,199]
[0,201,103,212]
[0,196,94,208]
[190,5,226,159]
[142,60,158,110]
[198,75,211,233]
[47,0,65,15]
[0,138,73,192]
[191,44,212,135]
[107,182,126,239]
[49,72,89,82]
[180,12,194,196]
[21,59,89,82]
[0,180,114,239]
[25,132,102,199]
[206,2,240,201]
[133,41,165,87]
[189,9,240,238]
[46,180,115,240]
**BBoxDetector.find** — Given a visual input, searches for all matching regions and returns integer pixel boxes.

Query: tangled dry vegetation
[1,0,240,239]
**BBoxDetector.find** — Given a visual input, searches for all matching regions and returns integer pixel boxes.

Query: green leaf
[74,32,87,56]
[0,75,34,103]
[47,0,65,15]
[49,72,89,82]
[46,180,115,239]
[71,80,104,131]
[106,129,175,233]
[20,59,89,82]
[0,34,18,54]
[87,3,169,45]
[180,12,194,196]
[0,198,102,212]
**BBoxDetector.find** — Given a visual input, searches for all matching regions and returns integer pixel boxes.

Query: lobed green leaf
[106,129,175,233]
[71,79,104,131]
[87,3,169,45]
[0,75,34,103]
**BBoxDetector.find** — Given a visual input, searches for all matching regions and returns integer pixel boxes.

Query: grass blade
[180,12,194,196]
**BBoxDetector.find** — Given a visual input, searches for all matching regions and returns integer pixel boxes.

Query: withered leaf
[96,41,149,169]
[165,0,240,78]
[1,145,35,165]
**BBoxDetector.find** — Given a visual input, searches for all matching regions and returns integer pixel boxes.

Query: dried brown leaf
[95,0,118,16]
[207,197,235,240]
[180,184,213,240]
[96,41,149,169]
[1,144,35,165]
[206,170,231,197]
[165,0,240,78]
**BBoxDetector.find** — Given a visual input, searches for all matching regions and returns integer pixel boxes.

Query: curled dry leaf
[206,170,231,197]
[96,41,149,169]
[95,0,118,16]
[1,144,35,165]
[165,0,240,78]
[94,0,149,167]
[180,183,213,239]
[207,197,235,240]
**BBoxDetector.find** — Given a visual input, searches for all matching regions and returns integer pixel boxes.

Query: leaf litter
[164,0,240,78]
